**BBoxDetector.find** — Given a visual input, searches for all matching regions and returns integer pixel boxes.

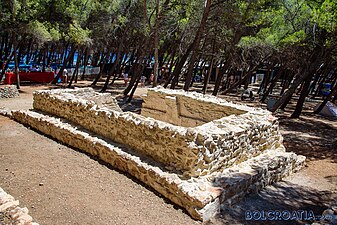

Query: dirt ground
[0,81,336,225]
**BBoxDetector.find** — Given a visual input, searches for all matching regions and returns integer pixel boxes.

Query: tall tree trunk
[202,58,214,94]
[312,71,329,98]
[260,66,284,102]
[127,70,143,103]
[0,51,14,81]
[12,32,20,89]
[81,47,89,80]
[25,39,33,64]
[153,0,160,87]
[170,54,188,89]
[291,75,312,118]
[3,33,10,61]
[109,50,126,86]
[68,49,82,87]
[101,46,122,92]
[258,64,273,94]
[212,61,230,96]
[91,50,111,86]
[163,53,178,88]
[42,46,48,72]
[270,46,325,112]
[123,55,146,96]
[222,64,259,95]
[313,82,337,114]
[280,71,292,95]
[183,0,212,91]
[0,33,5,60]
[51,45,76,84]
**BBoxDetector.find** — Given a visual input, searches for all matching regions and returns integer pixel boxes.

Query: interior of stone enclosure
[141,89,248,127]
[52,88,122,112]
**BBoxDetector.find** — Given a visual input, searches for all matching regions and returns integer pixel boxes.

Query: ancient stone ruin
[11,87,305,221]
[0,85,19,98]
[0,187,39,225]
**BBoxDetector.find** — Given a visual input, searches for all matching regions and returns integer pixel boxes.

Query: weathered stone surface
[9,87,306,221]
[32,88,285,177]
[142,88,251,127]
[0,85,19,98]
[12,109,305,221]
[0,187,39,225]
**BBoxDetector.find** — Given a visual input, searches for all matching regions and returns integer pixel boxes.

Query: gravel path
[0,115,199,225]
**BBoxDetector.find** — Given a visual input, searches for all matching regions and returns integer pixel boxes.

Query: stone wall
[0,187,39,225]
[11,109,305,221]
[32,88,284,177]
[0,85,19,98]
[142,88,248,127]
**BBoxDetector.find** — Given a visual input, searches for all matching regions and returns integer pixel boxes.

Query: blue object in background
[321,83,331,96]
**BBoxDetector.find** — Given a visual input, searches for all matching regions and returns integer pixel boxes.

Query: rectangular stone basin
[32,88,284,177]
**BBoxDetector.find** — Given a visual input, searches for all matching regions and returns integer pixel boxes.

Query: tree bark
[51,45,76,84]
[270,46,325,112]
[163,53,178,88]
[314,82,337,114]
[101,46,122,92]
[14,49,20,89]
[91,50,111,86]
[170,50,190,89]
[222,64,259,95]
[153,0,160,87]
[0,51,14,81]
[183,0,212,91]
[127,70,143,103]
[68,49,82,87]
[212,62,229,96]
[291,75,312,118]
[202,58,214,94]
[260,66,284,102]
[81,47,89,80]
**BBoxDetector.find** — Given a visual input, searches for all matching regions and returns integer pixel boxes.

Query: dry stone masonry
[0,187,39,225]
[0,85,19,98]
[11,87,305,221]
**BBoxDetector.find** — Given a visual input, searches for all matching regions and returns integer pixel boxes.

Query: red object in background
[4,72,55,84]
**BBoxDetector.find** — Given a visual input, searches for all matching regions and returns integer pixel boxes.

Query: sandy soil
[0,81,336,225]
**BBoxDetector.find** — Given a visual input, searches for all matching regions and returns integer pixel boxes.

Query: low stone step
[212,149,305,206]
[11,109,305,222]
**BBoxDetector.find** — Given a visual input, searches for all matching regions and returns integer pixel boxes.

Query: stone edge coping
[33,89,190,136]
[33,88,276,138]
[147,87,268,115]
[11,109,306,221]
[0,187,39,225]
[0,108,12,117]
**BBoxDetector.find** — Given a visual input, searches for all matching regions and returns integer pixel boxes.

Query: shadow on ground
[278,114,337,163]
[209,181,336,225]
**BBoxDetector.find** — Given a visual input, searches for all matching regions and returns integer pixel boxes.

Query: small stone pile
[0,187,39,225]
[312,199,337,225]
[0,85,19,98]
